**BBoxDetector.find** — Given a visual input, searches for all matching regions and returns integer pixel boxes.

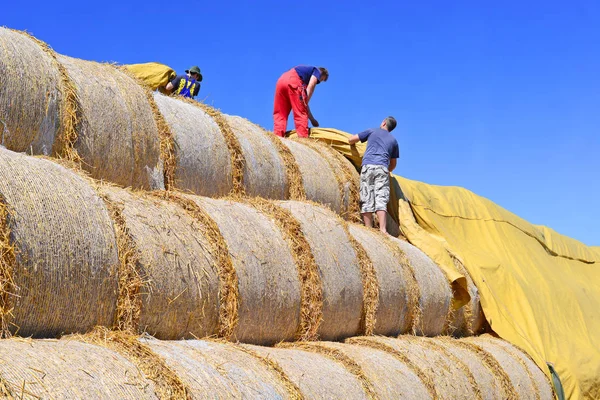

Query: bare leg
[362,212,373,228]
[376,210,387,234]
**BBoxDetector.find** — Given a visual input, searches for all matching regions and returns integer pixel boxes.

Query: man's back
[359,127,399,167]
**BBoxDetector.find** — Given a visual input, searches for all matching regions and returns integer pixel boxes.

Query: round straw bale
[225,115,287,199]
[435,336,506,400]
[152,93,233,197]
[281,140,343,212]
[348,225,412,336]
[277,201,363,340]
[294,138,359,219]
[476,336,553,399]
[243,343,367,399]
[464,336,547,399]
[0,28,61,155]
[98,186,220,339]
[394,237,452,335]
[56,55,162,189]
[0,149,118,337]
[142,339,291,398]
[360,336,478,398]
[0,338,157,399]
[294,341,432,399]
[187,196,301,344]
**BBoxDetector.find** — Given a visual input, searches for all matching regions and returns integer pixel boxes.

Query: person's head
[185,66,203,82]
[318,67,329,83]
[380,116,397,132]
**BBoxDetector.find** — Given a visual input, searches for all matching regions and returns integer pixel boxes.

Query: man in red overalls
[273,66,329,138]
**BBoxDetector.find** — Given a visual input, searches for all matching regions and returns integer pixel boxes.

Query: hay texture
[243,198,323,341]
[263,131,306,200]
[0,28,62,155]
[99,187,220,339]
[464,336,552,399]
[295,137,360,220]
[350,335,478,399]
[0,148,118,337]
[0,338,157,399]
[56,55,162,189]
[143,339,292,398]
[244,343,367,399]
[189,196,301,344]
[278,201,363,340]
[394,238,452,336]
[281,140,344,213]
[295,341,435,399]
[437,336,515,400]
[348,225,414,336]
[225,115,288,199]
[0,335,553,399]
[153,93,233,196]
[468,336,553,400]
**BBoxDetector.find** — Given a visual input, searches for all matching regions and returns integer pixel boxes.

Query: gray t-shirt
[358,127,399,167]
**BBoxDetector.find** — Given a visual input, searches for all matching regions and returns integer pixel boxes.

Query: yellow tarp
[123,62,176,91]
[307,127,600,399]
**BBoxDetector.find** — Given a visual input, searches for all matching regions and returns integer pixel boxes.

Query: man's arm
[307,107,318,127]
[389,158,397,173]
[306,75,319,103]
[165,76,181,95]
[348,134,360,145]
[350,129,372,145]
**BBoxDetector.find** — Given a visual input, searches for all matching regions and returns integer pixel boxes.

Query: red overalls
[273,68,310,138]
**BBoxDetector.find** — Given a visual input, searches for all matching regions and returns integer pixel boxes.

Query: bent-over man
[165,66,202,98]
[273,65,329,138]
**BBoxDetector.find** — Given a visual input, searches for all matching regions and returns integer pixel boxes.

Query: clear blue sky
[4,1,599,245]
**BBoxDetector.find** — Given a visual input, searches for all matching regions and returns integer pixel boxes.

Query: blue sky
[4,1,599,245]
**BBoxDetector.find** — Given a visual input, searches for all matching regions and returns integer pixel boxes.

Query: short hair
[385,116,397,132]
[318,67,329,80]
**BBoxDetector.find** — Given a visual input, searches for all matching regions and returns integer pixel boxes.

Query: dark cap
[185,66,203,82]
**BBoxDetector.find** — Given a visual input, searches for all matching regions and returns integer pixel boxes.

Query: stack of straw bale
[0,27,357,215]
[0,334,553,399]
[0,146,475,342]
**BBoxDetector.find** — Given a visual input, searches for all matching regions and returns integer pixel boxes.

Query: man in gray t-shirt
[349,117,399,234]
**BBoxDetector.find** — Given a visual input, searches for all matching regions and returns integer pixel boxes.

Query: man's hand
[348,134,360,145]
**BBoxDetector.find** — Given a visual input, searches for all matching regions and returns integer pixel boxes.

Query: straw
[243,197,323,341]
[378,232,422,334]
[260,128,306,200]
[327,211,378,336]
[13,29,82,163]
[484,337,542,400]
[279,342,377,400]
[410,336,483,400]
[76,327,190,400]
[152,191,239,339]
[99,191,144,333]
[178,99,246,197]
[294,138,360,221]
[453,339,517,400]
[346,336,437,399]
[209,339,303,400]
[0,197,15,339]
[118,66,177,190]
